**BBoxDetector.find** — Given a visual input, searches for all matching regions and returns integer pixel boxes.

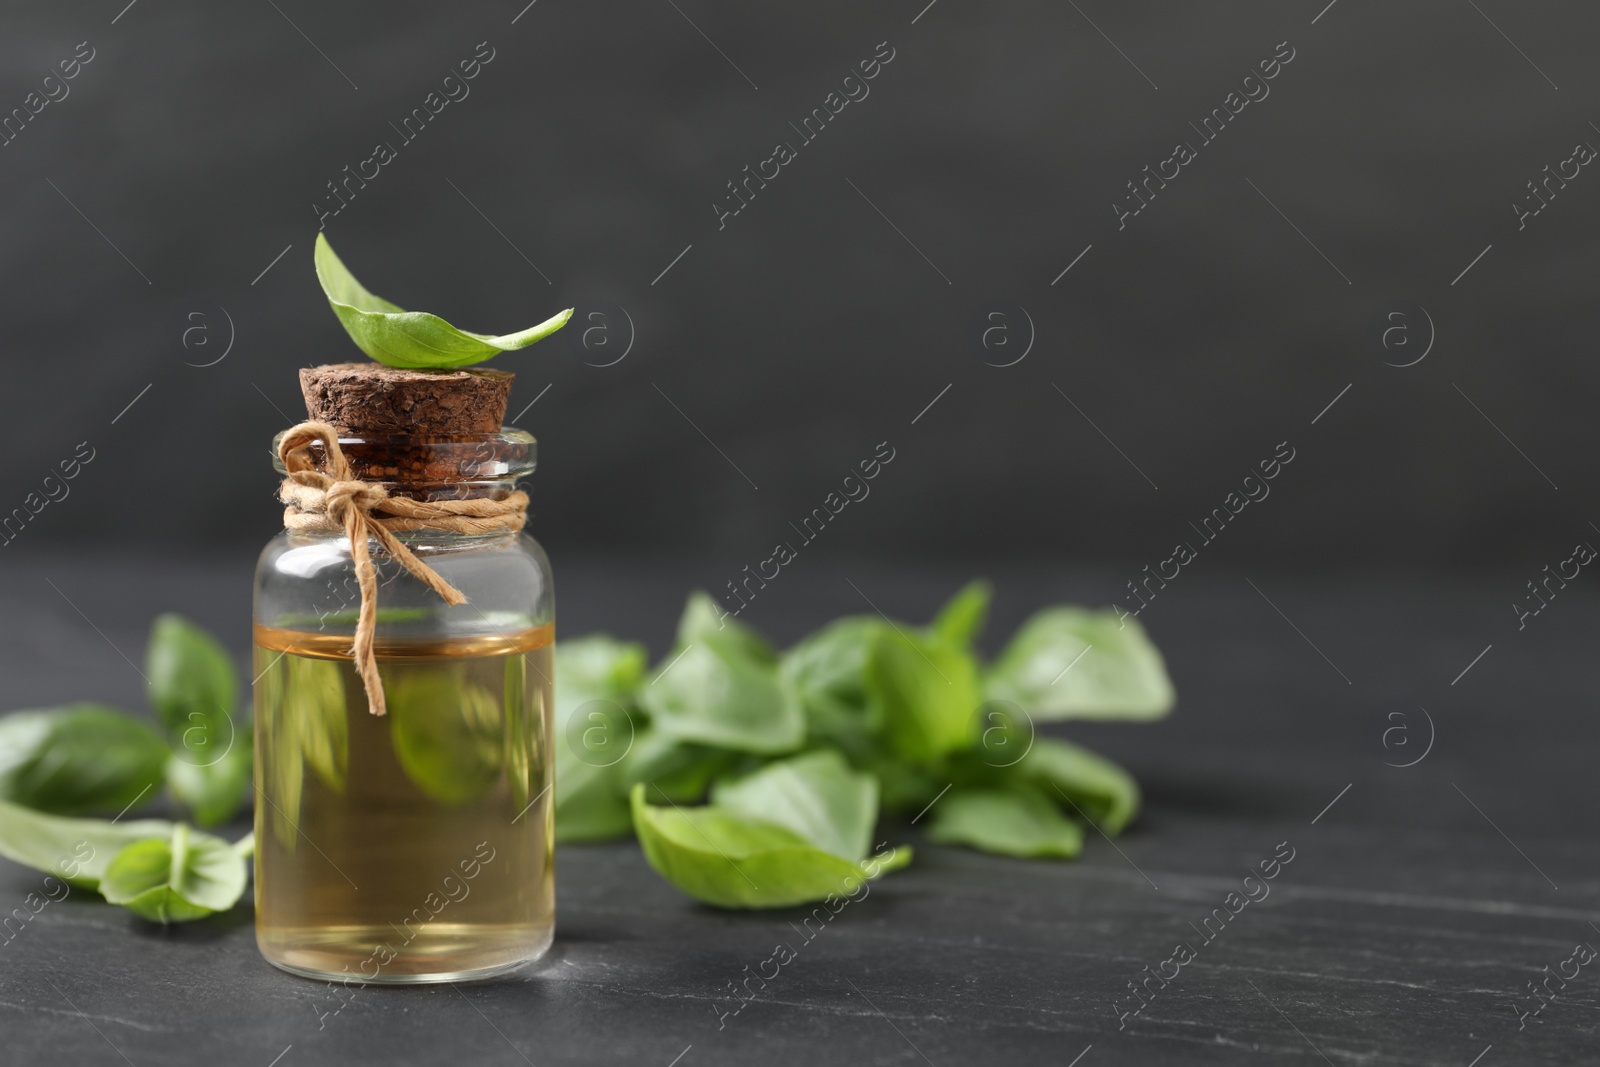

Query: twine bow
[277,421,528,716]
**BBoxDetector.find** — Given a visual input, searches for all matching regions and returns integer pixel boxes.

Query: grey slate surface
[0,553,1595,1065]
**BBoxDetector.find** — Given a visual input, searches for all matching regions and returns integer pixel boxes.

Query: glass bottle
[252,427,553,983]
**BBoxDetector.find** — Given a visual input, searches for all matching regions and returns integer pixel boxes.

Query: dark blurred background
[0,0,1593,586]
[4,13,1597,1061]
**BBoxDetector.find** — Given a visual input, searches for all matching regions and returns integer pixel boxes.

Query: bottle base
[257,920,554,985]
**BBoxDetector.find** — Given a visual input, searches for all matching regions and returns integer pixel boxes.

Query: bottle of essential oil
[252,363,554,983]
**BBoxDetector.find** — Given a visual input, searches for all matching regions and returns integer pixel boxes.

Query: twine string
[276,420,527,716]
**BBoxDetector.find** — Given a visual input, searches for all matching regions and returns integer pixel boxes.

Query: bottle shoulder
[255,530,551,573]
[254,531,553,631]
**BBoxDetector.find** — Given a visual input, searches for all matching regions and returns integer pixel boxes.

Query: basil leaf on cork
[314,233,572,369]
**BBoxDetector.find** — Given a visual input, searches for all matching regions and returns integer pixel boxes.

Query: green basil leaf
[0,705,165,816]
[289,655,349,791]
[554,636,646,769]
[387,668,502,804]
[986,607,1175,720]
[926,787,1084,859]
[147,613,237,745]
[164,746,252,829]
[166,756,252,829]
[638,638,804,755]
[867,842,913,876]
[864,626,981,763]
[254,648,302,850]
[0,796,176,890]
[617,727,738,803]
[1018,738,1140,836]
[555,759,633,844]
[503,652,534,813]
[676,591,775,663]
[710,750,876,862]
[929,580,992,647]
[557,636,648,704]
[98,824,248,923]
[147,614,251,826]
[554,636,647,843]
[871,760,947,815]
[780,617,886,760]
[629,784,908,909]
[314,234,571,369]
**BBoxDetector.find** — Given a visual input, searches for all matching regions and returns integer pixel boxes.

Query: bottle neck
[272,426,537,541]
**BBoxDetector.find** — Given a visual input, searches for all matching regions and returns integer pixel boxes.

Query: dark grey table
[1,553,1594,1065]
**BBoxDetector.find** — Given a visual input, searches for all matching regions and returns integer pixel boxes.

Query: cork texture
[298,362,513,434]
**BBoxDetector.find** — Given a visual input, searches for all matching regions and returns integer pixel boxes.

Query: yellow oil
[252,622,553,983]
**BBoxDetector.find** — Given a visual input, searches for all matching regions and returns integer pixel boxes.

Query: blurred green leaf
[1017,738,1140,836]
[290,656,349,791]
[711,749,876,863]
[929,580,992,648]
[676,591,775,663]
[618,727,738,804]
[147,614,236,743]
[926,787,1084,859]
[871,759,946,815]
[555,758,633,844]
[503,653,533,813]
[556,636,648,711]
[865,626,981,763]
[985,608,1174,720]
[0,796,177,890]
[254,649,301,850]
[639,603,804,754]
[164,748,252,830]
[629,784,908,909]
[555,637,648,843]
[315,233,571,369]
[146,615,250,826]
[0,705,165,816]
[780,617,886,760]
[387,668,502,804]
[99,823,248,923]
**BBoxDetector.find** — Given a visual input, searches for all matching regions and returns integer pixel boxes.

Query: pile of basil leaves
[562,581,1173,908]
[0,582,1174,923]
[0,615,254,923]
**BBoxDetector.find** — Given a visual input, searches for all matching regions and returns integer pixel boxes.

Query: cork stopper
[299,362,514,435]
